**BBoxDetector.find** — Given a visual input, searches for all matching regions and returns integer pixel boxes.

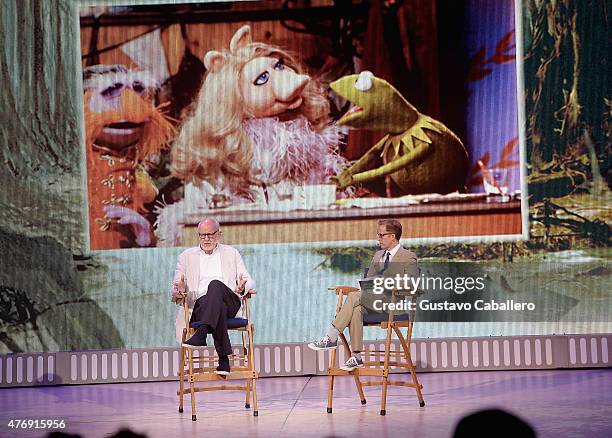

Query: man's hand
[104,205,152,246]
[172,274,187,302]
[236,273,247,294]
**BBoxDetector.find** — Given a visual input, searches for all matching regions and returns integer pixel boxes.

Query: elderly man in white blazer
[171,218,255,375]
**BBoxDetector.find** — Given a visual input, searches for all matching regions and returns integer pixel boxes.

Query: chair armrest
[181,298,191,330]
[242,288,256,299]
[328,286,360,294]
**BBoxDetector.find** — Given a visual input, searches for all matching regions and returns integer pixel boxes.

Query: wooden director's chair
[177,289,258,420]
[326,285,425,415]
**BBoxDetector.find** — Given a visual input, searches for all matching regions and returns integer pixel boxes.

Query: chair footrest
[183,364,252,373]
[364,350,405,355]
[184,361,251,374]
[345,380,423,389]
[363,361,412,368]
[328,367,386,377]
[183,356,250,365]
[385,380,423,389]
[187,366,217,373]
[189,370,258,382]
[178,384,247,395]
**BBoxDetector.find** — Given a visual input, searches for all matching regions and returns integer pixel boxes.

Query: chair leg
[339,333,366,405]
[394,326,425,407]
[187,348,197,421]
[247,324,259,417]
[353,375,367,405]
[327,374,335,414]
[178,346,185,413]
[380,376,389,415]
[327,346,337,413]
[242,331,251,408]
[251,377,259,416]
[407,350,425,407]
[380,375,389,414]
[245,379,251,409]
[411,365,426,408]
[380,324,393,416]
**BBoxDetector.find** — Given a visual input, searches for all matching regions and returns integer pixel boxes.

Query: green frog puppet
[331,71,469,195]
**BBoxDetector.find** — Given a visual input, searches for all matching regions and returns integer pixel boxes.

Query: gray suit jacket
[362,246,418,312]
[366,247,418,278]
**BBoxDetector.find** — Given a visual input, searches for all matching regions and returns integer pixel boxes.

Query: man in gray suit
[308,219,418,371]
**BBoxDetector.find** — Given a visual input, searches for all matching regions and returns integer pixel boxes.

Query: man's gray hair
[197,218,220,231]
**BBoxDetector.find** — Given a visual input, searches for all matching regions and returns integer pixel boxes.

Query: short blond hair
[378,219,403,240]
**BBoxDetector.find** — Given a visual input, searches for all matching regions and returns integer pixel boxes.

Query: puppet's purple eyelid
[101,83,124,98]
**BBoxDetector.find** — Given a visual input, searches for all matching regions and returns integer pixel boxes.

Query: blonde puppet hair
[170,26,331,197]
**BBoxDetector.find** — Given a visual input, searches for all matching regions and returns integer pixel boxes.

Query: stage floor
[1,369,611,437]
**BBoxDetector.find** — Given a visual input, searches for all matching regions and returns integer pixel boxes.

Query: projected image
[78,1,525,250]
[2,0,610,358]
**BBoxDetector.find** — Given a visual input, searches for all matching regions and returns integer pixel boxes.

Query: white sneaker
[307,336,338,351]
[340,355,364,371]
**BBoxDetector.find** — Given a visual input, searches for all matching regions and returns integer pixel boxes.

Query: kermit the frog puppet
[331,71,469,195]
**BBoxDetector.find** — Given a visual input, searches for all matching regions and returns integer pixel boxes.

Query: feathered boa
[244,116,346,185]
[155,117,348,245]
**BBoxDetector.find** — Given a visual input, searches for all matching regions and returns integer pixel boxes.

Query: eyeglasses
[198,230,219,239]
[376,233,394,239]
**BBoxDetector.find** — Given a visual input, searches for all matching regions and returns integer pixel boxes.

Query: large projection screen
[0,0,609,355]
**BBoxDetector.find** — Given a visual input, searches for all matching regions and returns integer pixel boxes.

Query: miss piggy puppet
[156,25,347,245]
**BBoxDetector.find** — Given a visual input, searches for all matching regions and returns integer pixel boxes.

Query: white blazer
[172,243,255,343]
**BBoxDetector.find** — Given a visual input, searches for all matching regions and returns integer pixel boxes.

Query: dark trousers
[190,280,241,356]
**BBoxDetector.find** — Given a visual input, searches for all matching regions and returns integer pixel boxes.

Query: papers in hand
[359,276,380,294]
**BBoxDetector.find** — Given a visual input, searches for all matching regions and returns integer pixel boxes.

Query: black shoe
[215,355,230,376]
[182,326,208,348]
